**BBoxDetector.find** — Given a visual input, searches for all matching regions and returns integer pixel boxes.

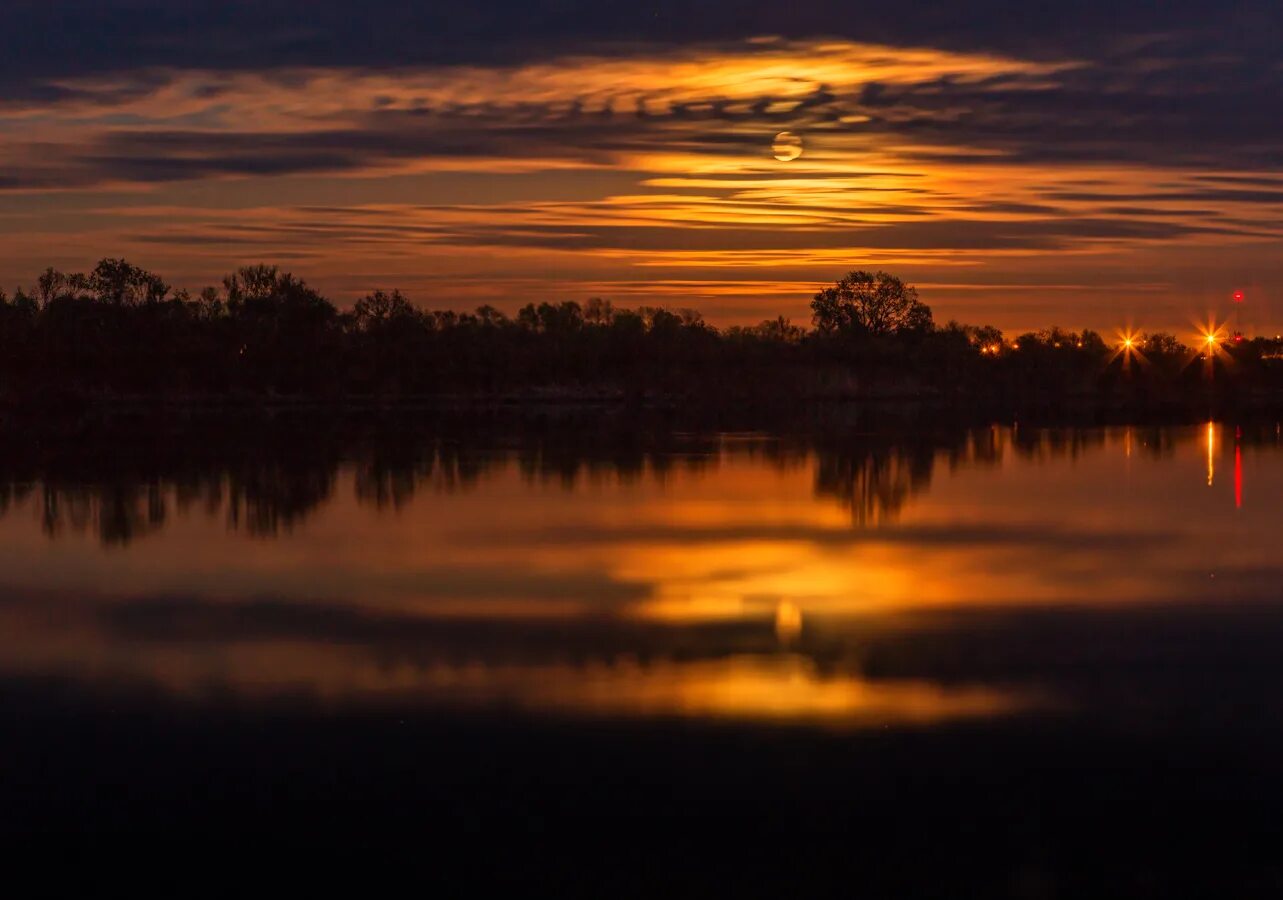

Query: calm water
[0,419,1276,725]
[6,415,1283,889]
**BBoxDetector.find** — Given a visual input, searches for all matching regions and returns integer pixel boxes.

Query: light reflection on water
[0,419,1278,728]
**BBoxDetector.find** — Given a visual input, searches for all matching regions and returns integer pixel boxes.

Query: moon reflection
[775,599,803,644]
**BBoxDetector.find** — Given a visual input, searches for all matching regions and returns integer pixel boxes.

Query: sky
[3,1,1283,332]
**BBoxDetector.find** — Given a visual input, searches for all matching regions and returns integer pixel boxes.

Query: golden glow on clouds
[2,39,1283,328]
[7,39,1063,124]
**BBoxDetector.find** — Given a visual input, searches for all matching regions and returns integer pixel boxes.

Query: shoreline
[2,386,1282,432]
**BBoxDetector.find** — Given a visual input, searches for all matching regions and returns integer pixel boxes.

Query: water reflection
[1208,420,1216,486]
[4,422,965,544]
[774,599,803,645]
[1235,426,1243,509]
[0,414,1280,729]
[9,417,1263,547]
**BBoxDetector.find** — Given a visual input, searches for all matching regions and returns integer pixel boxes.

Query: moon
[772,131,803,162]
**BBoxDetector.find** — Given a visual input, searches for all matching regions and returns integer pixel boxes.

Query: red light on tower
[1233,290,1245,303]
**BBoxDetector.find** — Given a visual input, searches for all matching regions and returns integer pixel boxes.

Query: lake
[5,411,1283,892]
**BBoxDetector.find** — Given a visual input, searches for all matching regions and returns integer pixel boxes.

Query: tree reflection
[0,422,344,545]
[814,440,937,525]
[226,463,335,537]
[0,414,1259,545]
[0,481,33,518]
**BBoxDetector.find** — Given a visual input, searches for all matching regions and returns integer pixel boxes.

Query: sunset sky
[4,1,1283,331]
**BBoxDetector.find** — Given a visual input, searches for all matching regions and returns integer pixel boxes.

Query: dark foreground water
[4,412,1283,893]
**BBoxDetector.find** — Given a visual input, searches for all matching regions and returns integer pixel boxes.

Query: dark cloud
[5,5,1283,191]
[426,217,1263,254]
[112,201,1272,258]
[7,51,1283,194]
[6,1,1283,318]
[2,1,1277,82]
[1051,188,1283,204]
[1098,206,1221,218]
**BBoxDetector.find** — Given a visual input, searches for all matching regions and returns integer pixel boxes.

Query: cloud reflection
[0,417,1281,727]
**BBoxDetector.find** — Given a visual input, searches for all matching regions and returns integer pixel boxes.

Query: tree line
[2,260,1281,405]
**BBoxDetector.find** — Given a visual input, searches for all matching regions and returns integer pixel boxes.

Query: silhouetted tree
[191,286,225,322]
[35,268,66,307]
[744,316,804,343]
[967,324,1005,350]
[1080,330,1108,353]
[352,289,417,330]
[475,305,507,327]
[88,258,169,305]
[1142,332,1188,356]
[5,259,1282,408]
[811,270,933,337]
[584,297,614,325]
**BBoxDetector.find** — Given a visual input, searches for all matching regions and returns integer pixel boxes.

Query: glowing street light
[1195,318,1228,356]
[1115,328,1142,351]
[1113,329,1145,370]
